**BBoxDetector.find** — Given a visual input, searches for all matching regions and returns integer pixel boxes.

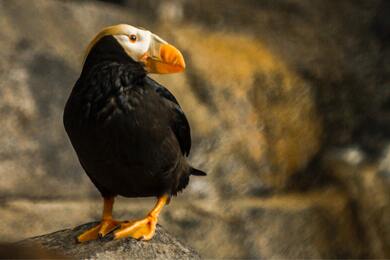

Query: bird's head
[83,24,185,74]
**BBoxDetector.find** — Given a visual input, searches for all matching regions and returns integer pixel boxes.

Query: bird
[63,24,206,242]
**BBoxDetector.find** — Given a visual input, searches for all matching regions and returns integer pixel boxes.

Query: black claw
[103,232,115,241]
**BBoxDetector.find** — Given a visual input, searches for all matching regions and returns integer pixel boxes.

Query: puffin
[63,24,206,242]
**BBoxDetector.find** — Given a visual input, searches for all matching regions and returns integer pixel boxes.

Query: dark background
[0,0,389,258]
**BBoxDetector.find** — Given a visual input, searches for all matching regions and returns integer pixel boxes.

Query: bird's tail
[190,167,207,176]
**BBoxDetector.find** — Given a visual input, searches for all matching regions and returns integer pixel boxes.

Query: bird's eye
[129,34,137,42]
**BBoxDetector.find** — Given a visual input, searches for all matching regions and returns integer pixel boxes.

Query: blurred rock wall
[0,0,388,258]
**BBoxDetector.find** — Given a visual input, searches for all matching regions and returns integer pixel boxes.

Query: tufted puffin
[63,24,206,242]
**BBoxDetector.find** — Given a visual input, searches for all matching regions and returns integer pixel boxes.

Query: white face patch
[113,25,152,62]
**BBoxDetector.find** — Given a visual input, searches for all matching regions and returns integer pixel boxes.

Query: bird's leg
[77,196,122,242]
[114,195,169,241]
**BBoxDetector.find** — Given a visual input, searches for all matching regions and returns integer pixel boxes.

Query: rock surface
[18,222,199,259]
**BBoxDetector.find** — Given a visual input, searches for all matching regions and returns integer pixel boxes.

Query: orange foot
[114,215,157,241]
[77,219,121,242]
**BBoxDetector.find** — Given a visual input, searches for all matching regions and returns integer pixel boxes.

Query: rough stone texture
[0,190,377,259]
[18,222,199,259]
[0,0,389,258]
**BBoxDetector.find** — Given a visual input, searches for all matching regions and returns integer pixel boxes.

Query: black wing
[145,77,191,156]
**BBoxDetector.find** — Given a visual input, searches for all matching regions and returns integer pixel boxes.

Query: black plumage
[63,35,205,199]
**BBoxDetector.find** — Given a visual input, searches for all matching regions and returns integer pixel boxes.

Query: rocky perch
[15,222,200,259]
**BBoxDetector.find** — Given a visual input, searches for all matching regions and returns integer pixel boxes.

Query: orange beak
[140,35,185,74]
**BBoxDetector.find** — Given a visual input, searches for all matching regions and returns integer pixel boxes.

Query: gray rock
[18,222,200,259]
